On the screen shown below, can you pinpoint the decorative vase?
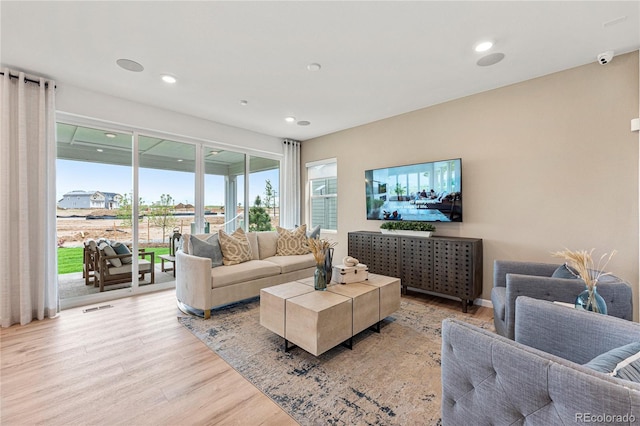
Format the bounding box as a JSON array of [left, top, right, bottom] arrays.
[[324, 247, 334, 284], [314, 264, 327, 291], [575, 285, 607, 314]]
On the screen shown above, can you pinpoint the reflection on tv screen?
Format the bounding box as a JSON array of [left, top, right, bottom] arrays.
[[365, 158, 462, 222]]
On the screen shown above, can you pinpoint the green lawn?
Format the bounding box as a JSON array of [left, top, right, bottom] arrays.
[[57, 247, 170, 274]]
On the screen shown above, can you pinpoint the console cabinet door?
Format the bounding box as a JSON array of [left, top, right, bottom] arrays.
[[371, 234, 399, 277], [348, 232, 372, 267], [433, 240, 474, 298], [400, 237, 433, 291]]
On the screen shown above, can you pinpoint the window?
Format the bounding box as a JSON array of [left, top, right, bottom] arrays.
[[307, 159, 337, 232]]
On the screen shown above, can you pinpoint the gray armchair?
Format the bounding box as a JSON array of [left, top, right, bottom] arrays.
[[492, 260, 633, 339], [442, 297, 640, 425]]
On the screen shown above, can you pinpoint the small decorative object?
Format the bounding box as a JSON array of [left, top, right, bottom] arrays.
[[308, 237, 338, 291], [575, 286, 608, 314], [552, 248, 617, 314], [333, 263, 369, 284], [314, 264, 327, 291], [343, 256, 359, 267], [324, 247, 334, 284]]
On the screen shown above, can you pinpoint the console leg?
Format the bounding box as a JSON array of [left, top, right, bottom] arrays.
[[461, 299, 468, 313]]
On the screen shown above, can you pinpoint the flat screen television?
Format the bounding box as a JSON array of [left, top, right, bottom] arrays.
[[365, 158, 462, 222]]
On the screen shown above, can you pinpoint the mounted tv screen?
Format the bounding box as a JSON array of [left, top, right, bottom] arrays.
[[365, 158, 462, 222]]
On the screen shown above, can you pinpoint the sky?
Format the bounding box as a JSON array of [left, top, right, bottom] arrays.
[[57, 159, 279, 207]]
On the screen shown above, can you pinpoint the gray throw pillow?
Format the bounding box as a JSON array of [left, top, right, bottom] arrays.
[[583, 342, 640, 382], [111, 242, 132, 264], [307, 224, 321, 239], [551, 264, 579, 279], [190, 234, 224, 268]]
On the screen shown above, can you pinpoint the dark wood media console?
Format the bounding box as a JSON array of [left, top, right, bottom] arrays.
[[347, 231, 483, 312]]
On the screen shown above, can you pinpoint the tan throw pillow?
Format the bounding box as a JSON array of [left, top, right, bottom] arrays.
[[276, 225, 310, 256], [218, 228, 252, 265]]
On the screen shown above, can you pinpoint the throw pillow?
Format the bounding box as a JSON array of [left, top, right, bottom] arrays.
[[307, 224, 321, 239], [218, 228, 252, 265], [295, 224, 321, 239], [111, 242, 132, 264], [190, 234, 224, 268], [583, 342, 640, 382], [276, 225, 310, 256], [551, 264, 579, 279], [101, 244, 122, 268]]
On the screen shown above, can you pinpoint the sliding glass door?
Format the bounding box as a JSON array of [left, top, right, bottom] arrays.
[[56, 123, 135, 304], [56, 117, 282, 308]]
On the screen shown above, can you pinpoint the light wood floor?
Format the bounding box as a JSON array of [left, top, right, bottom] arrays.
[[0, 288, 493, 426]]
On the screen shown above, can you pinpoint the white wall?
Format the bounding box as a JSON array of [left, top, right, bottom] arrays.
[[302, 51, 640, 319], [56, 84, 283, 155]]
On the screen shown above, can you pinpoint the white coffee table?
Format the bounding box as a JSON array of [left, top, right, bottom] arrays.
[[260, 274, 401, 356]]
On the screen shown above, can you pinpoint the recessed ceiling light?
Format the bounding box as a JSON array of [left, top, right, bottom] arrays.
[[116, 58, 144, 72], [307, 63, 322, 71], [96, 148, 104, 152], [474, 41, 494, 52], [161, 74, 177, 84], [177, 159, 183, 162], [210, 150, 219, 155], [297, 120, 311, 126], [477, 52, 505, 67], [285, 116, 296, 123], [104, 132, 117, 138], [240, 100, 248, 106]]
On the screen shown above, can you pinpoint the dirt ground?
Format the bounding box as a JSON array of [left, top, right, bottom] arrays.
[[56, 208, 277, 247]]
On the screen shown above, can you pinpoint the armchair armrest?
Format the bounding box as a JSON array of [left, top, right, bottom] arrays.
[[493, 260, 559, 288], [138, 250, 155, 263], [515, 297, 640, 364]]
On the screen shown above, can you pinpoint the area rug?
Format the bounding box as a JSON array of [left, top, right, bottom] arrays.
[[178, 297, 493, 426]]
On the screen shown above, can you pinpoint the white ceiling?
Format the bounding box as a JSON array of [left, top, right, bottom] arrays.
[[2, 1, 639, 141]]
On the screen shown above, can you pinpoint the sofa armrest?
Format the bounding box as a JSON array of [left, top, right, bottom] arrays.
[[515, 296, 640, 364], [176, 250, 213, 311], [493, 260, 559, 288]]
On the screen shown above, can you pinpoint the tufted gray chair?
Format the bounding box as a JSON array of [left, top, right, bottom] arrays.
[[442, 297, 640, 425], [492, 260, 633, 339]]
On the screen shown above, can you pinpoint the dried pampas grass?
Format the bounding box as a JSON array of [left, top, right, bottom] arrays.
[[308, 237, 337, 264], [552, 248, 616, 290]]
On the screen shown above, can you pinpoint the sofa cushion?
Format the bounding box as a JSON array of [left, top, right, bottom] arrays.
[[190, 234, 224, 268], [257, 231, 278, 259], [101, 244, 122, 267], [276, 225, 310, 256], [583, 342, 640, 382], [111, 242, 132, 264], [210, 260, 281, 288], [264, 253, 316, 274], [246, 232, 260, 261], [219, 228, 252, 265], [107, 259, 152, 275]]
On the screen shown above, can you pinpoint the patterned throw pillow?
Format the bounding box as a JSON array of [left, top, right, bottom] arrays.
[[218, 228, 252, 265], [276, 225, 310, 256]]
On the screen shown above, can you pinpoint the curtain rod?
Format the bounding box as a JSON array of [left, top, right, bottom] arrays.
[[0, 71, 55, 89]]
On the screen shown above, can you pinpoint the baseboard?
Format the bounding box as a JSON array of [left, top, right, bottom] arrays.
[[404, 286, 493, 309]]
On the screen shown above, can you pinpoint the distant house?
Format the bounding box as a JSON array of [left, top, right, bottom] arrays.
[[58, 190, 123, 209]]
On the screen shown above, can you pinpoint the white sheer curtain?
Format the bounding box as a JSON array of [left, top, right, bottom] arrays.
[[1, 68, 58, 327], [281, 139, 301, 228]]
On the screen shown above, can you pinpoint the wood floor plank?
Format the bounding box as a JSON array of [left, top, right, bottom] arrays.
[[1, 288, 492, 425]]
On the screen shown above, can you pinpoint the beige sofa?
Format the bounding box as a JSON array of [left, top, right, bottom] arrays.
[[176, 231, 316, 318]]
